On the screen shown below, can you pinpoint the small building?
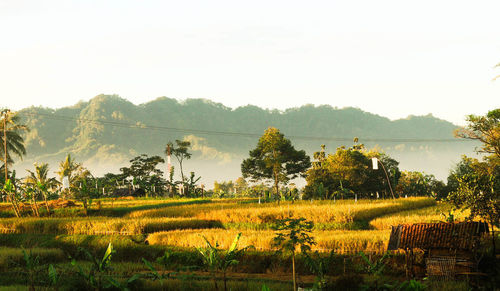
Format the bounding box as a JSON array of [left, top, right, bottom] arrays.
[[387, 222, 489, 279]]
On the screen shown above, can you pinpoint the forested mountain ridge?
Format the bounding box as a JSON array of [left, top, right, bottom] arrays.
[[13, 94, 474, 182]]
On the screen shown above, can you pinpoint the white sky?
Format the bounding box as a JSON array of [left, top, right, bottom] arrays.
[[0, 0, 499, 125]]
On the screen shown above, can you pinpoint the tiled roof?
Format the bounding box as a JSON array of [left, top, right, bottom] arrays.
[[387, 222, 489, 251]]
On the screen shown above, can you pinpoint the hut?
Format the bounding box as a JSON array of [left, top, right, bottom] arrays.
[[387, 222, 489, 279]]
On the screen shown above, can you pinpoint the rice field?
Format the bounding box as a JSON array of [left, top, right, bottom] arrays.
[[369, 202, 471, 230], [147, 229, 391, 254], [0, 196, 471, 289]]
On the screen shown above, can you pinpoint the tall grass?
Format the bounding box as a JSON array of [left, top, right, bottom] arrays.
[[0, 217, 222, 235], [128, 197, 435, 225], [147, 229, 391, 254], [369, 202, 471, 230], [0, 247, 65, 270]]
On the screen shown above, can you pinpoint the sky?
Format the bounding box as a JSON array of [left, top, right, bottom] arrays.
[[0, 0, 499, 125]]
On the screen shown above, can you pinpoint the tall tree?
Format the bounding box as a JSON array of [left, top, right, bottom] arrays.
[[326, 145, 369, 196], [26, 163, 59, 215], [166, 140, 192, 182], [241, 127, 311, 201], [0, 109, 28, 183]]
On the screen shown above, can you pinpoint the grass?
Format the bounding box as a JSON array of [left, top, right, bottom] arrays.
[[147, 229, 391, 254], [369, 202, 471, 230], [0, 197, 491, 289], [0, 217, 223, 235], [0, 247, 65, 270], [127, 197, 435, 225]]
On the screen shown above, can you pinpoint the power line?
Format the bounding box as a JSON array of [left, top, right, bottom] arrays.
[[21, 112, 473, 143]]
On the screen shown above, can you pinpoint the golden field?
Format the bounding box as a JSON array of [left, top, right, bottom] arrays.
[[0, 197, 456, 254]]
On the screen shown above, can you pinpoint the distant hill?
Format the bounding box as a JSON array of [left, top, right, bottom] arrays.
[[13, 94, 477, 184]]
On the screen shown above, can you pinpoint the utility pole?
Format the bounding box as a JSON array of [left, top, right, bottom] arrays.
[[3, 109, 9, 183], [166, 144, 171, 177], [372, 157, 395, 199], [166, 144, 172, 194]]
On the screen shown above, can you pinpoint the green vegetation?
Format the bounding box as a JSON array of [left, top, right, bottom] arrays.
[[0, 106, 497, 289], [241, 127, 311, 201]]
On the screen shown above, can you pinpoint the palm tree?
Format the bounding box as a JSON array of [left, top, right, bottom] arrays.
[[0, 109, 29, 183], [55, 154, 82, 198], [26, 163, 59, 215]]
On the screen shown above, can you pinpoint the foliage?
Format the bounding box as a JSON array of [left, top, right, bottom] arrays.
[[197, 232, 253, 291], [142, 257, 174, 288], [0, 109, 28, 182], [272, 217, 315, 291], [447, 157, 499, 252], [241, 127, 310, 201], [25, 162, 59, 216], [396, 279, 427, 291], [358, 251, 391, 276], [305, 250, 336, 290], [304, 144, 401, 200], [213, 180, 235, 197], [2, 179, 22, 217], [234, 177, 248, 195], [70, 242, 115, 291], [455, 108, 500, 156], [119, 154, 166, 196], [166, 140, 192, 183], [56, 154, 91, 198], [395, 171, 443, 198], [48, 264, 61, 290], [451, 108, 500, 253], [20, 248, 41, 291]]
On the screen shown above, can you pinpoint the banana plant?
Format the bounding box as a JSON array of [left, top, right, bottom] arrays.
[[197, 232, 253, 291], [107, 274, 141, 291], [48, 264, 61, 291], [142, 257, 176, 290], [20, 248, 41, 291], [2, 179, 22, 217], [71, 242, 115, 291]]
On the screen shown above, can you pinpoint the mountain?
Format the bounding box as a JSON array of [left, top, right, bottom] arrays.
[[13, 94, 477, 184]]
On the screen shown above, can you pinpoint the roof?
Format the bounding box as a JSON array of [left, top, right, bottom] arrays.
[[387, 222, 489, 251]]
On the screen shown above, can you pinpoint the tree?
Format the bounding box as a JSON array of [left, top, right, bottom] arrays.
[[213, 180, 234, 197], [26, 163, 59, 215], [326, 145, 370, 196], [304, 145, 336, 199], [455, 108, 500, 157], [119, 154, 165, 196], [165, 140, 192, 183], [272, 217, 316, 291], [0, 109, 28, 183], [451, 109, 500, 253], [447, 156, 499, 253], [55, 154, 88, 198], [2, 179, 22, 217], [305, 143, 401, 200], [241, 127, 311, 201], [395, 171, 439, 197], [234, 177, 248, 195]]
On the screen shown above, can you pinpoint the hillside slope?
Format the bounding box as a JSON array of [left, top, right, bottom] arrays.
[[14, 94, 476, 183]]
